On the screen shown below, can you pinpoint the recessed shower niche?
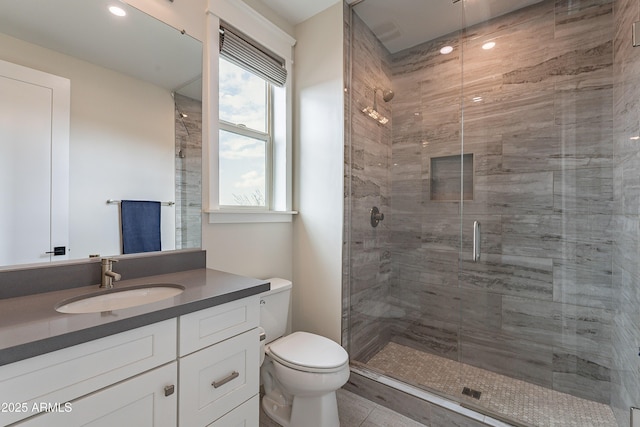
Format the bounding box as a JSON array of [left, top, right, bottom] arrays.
[[429, 153, 474, 201]]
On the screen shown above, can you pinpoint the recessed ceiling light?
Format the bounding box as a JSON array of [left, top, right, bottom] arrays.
[[440, 45, 454, 55], [109, 6, 127, 17], [482, 41, 496, 50]]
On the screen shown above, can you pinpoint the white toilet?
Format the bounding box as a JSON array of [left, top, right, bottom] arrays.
[[259, 278, 350, 427]]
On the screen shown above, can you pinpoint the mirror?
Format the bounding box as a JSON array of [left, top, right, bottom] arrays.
[[0, 0, 202, 268]]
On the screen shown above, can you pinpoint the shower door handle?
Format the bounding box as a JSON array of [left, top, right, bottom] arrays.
[[472, 221, 481, 262]]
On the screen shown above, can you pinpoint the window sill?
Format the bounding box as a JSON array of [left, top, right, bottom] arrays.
[[206, 210, 298, 224]]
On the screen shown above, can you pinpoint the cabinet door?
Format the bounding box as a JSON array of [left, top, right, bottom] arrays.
[[15, 362, 177, 427], [179, 328, 259, 426]]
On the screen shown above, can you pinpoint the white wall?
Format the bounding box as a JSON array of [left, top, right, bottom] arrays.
[[203, 223, 292, 279], [238, 0, 294, 37], [292, 3, 344, 343], [0, 34, 175, 259]]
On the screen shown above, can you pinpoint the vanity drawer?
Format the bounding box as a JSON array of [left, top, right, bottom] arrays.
[[179, 328, 260, 427], [0, 319, 176, 426], [179, 295, 259, 356], [207, 394, 259, 427]]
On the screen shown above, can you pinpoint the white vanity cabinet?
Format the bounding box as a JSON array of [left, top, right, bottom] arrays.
[[0, 295, 261, 427]]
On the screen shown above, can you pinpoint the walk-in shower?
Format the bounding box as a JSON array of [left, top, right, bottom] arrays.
[[343, 0, 639, 426]]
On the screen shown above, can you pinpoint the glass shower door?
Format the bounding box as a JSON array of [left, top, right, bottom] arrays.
[[457, 0, 616, 424]]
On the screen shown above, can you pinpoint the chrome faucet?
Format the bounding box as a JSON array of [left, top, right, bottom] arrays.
[[100, 258, 121, 289]]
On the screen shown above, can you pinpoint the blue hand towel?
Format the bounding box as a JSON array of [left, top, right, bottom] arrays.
[[121, 200, 161, 254]]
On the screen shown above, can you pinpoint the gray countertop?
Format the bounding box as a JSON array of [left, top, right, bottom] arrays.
[[0, 268, 269, 366]]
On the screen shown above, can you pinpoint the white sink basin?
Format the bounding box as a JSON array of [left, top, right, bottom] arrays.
[[55, 284, 185, 314]]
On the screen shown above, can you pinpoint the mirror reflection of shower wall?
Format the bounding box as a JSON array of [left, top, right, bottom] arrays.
[[345, 0, 626, 425], [174, 93, 202, 250]]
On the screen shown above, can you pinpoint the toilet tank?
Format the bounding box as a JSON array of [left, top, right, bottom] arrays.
[[260, 278, 292, 344]]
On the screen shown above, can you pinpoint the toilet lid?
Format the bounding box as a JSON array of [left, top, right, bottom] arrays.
[[267, 331, 348, 371]]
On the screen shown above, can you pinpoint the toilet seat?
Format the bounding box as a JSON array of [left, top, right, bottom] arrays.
[[267, 331, 349, 374]]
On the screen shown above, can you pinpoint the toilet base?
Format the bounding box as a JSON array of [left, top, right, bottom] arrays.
[[262, 392, 292, 426], [262, 391, 340, 427]]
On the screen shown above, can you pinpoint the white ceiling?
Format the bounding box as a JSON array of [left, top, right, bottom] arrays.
[[258, 0, 341, 26], [261, 0, 542, 53]]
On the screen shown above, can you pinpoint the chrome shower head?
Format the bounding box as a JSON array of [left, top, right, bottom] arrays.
[[363, 87, 394, 125]]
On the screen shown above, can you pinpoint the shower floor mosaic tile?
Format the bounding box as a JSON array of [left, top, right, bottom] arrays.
[[366, 342, 617, 427]]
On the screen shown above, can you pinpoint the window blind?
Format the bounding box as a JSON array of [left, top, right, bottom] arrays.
[[219, 23, 287, 87]]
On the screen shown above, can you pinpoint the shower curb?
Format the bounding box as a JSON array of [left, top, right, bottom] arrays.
[[346, 366, 517, 427]]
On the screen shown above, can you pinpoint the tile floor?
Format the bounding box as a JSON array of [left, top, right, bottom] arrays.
[[366, 342, 617, 427], [259, 388, 427, 427]]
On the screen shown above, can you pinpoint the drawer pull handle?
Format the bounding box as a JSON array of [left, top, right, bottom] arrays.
[[212, 371, 239, 388], [164, 385, 175, 396]]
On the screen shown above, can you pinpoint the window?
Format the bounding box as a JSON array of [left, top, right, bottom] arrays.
[[218, 58, 271, 208], [206, 11, 296, 223]]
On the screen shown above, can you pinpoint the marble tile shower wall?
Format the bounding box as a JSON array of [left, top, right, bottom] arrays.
[[174, 93, 202, 250], [345, 11, 394, 362], [611, 0, 640, 424], [387, 0, 615, 404]]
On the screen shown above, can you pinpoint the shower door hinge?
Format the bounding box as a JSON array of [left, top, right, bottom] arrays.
[[633, 22, 640, 47]]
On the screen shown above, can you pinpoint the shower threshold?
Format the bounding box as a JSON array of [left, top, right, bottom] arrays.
[[356, 342, 616, 427]]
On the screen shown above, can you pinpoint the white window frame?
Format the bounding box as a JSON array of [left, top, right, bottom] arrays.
[[204, 0, 296, 223]]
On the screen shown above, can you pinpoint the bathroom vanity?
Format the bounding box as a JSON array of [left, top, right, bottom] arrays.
[[0, 252, 267, 427]]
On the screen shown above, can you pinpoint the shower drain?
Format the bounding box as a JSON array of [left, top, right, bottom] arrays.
[[462, 387, 482, 400]]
